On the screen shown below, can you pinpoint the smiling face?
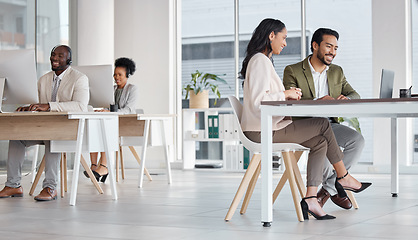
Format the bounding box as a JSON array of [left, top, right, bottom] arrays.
[[50, 46, 70, 75], [113, 66, 128, 88], [314, 34, 338, 66], [269, 27, 288, 55]]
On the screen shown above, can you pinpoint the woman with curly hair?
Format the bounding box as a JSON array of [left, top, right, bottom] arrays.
[[86, 57, 139, 182]]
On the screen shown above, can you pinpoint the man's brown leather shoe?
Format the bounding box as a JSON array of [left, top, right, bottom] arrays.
[[317, 187, 331, 207], [317, 186, 352, 209], [331, 194, 352, 210], [34, 187, 57, 201], [0, 186, 23, 198]]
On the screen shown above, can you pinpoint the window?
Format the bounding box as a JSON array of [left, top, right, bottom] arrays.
[[36, 0, 69, 77], [239, 0, 302, 97], [0, 15, 4, 30], [412, 0, 418, 162], [306, 0, 373, 163], [0, 1, 33, 50], [182, 0, 235, 108], [0, 0, 69, 172], [181, 0, 375, 165]]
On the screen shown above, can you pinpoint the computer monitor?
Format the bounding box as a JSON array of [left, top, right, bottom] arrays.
[[72, 65, 114, 108], [0, 49, 38, 111], [379, 69, 395, 99]]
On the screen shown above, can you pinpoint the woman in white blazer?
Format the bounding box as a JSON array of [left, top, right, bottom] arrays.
[[86, 58, 139, 182], [241, 19, 370, 220]]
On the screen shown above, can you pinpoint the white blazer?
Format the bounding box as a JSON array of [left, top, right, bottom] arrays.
[[38, 66, 89, 112], [241, 53, 291, 131]]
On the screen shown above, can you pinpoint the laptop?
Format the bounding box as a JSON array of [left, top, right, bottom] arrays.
[[379, 69, 395, 99]]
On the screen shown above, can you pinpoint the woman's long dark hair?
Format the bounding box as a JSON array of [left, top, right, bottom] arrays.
[[240, 18, 286, 80]]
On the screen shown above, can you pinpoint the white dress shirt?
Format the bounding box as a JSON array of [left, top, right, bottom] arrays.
[[308, 57, 329, 99]]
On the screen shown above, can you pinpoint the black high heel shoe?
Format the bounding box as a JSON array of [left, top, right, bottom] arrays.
[[92, 164, 109, 183], [335, 172, 372, 198], [300, 196, 335, 220], [83, 163, 97, 178]]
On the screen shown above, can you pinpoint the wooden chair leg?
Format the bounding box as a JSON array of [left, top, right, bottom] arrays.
[[31, 145, 40, 183], [225, 154, 261, 221], [273, 168, 289, 203], [80, 156, 103, 194], [289, 151, 306, 197], [120, 146, 125, 179], [29, 155, 46, 196], [116, 150, 120, 182], [282, 151, 304, 222], [240, 160, 261, 214], [346, 190, 359, 209], [273, 151, 306, 204], [128, 146, 152, 181]]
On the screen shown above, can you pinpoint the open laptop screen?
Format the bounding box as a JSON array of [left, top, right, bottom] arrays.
[[379, 69, 395, 99]]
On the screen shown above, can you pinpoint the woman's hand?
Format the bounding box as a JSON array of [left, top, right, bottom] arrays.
[[94, 109, 110, 112], [284, 87, 302, 100]]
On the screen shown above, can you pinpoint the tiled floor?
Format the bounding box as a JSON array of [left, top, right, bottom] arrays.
[[0, 169, 418, 239]]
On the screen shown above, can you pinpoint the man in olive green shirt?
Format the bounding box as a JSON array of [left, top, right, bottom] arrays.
[[283, 28, 365, 210]]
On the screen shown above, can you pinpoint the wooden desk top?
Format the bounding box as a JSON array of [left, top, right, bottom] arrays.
[[118, 114, 175, 137], [0, 112, 78, 140]]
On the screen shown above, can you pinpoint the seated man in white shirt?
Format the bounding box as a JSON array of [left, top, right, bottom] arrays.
[[283, 28, 365, 210]]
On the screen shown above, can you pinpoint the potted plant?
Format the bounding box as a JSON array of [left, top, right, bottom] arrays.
[[183, 70, 227, 108], [338, 117, 361, 133]]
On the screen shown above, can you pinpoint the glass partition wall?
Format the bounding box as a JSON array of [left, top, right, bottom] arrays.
[[306, 0, 373, 163], [412, 0, 418, 163], [182, 0, 374, 165], [0, 0, 69, 173]]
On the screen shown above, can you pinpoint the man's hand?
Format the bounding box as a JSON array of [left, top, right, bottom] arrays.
[[336, 95, 349, 100], [318, 95, 335, 100], [20, 103, 51, 112], [16, 106, 30, 111]]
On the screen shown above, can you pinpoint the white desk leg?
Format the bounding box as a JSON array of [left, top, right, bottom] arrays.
[[261, 108, 273, 227], [391, 118, 398, 197], [101, 119, 118, 200], [70, 118, 85, 206], [138, 119, 150, 188], [161, 120, 172, 184]]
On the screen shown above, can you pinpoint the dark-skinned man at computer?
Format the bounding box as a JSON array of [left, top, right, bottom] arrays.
[[0, 45, 89, 201]]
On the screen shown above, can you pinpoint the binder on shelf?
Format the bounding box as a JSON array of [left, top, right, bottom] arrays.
[[238, 144, 244, 170], [219, 114, 224, 139], [213, 115, 219, 138], [243, 146, 250, 169], [232, 116, 239, 139], [208, 115, 213, 138], [223, 114, 234, 140]]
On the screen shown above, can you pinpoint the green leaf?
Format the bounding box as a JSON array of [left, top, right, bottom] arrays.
[[337, 117, 361, 133], [183, 70, 228, 104]]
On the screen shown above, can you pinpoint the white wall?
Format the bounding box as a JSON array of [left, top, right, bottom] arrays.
[[70, 0, 177, 170], [372, 0, 413, 166], [72, 0, 114, 65], [114, 0, 174, 114], [114, 0, 176, 169]]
